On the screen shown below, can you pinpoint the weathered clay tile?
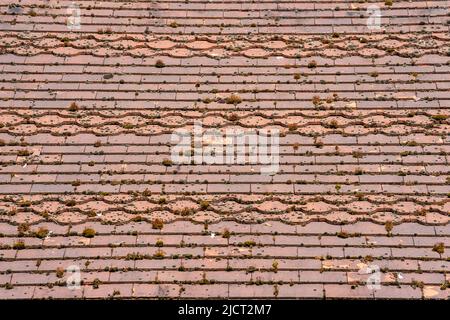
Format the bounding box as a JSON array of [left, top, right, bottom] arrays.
[[0, 0, 448, 300]]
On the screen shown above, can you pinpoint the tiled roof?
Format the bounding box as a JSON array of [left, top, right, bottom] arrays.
[[0, 0, 449, 299]]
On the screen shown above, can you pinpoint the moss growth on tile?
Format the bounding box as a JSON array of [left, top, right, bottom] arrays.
[[225, 94, 242, 105], [68, 102, 79, 112], [287, 123, 298, 132], [228, 113, 239, 121], [240, 240, 257, 247], [93, 278, 101, 289], [312, 96, 321, 106], [385, 221, 394, 235], [155, 59, 165, 68], [56, 267, 64, 278], [152, 218, 164, 230], [82, 228, 96, 238], [199, 200, 210, 210], [432, 242, 445, 255], [431, 114, 448, 122], [222, 229, 231, 239], [271, 260, 279, 273], [336, 231, 361, 239], [352, 151, 363, 159], [13, 240, 25, 250], [153, 249, 165, 259], [65, 199, 76, 207], [125, 253, 146, 260], [129, 215, 144, 223], [18, 223, 30, 235], [411, 280, 424, 289], [34, 227, 49, 239]]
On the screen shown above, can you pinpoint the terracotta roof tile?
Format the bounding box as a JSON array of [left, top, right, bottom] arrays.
[[0, 0, 449, 299]]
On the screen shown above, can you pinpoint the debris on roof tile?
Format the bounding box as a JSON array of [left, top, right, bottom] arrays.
[[0, 0, 448, 299]]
